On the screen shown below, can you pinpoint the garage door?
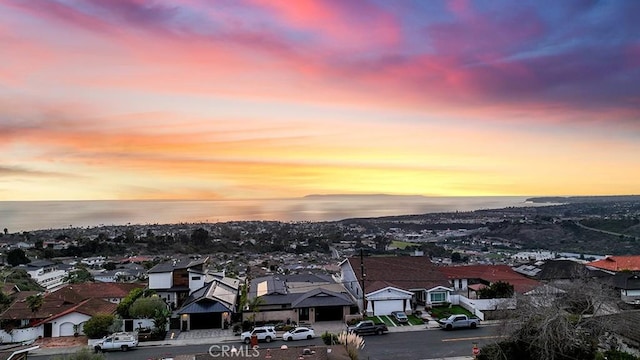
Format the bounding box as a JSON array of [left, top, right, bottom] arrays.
[[372, 300, 403, 316], [59, 322, 75, 337]]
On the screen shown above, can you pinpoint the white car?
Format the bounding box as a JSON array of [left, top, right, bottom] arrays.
[[283, 327, 315, 341], [241, 326, 277, 344]]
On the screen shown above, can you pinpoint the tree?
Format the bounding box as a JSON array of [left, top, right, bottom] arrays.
[[6, 249, 30, 267], [66, 268, 94, 284], [246, 296, 266, 326], [129, 296, 168, 319], [83, 314, 115, 339], [480, 277, 617, 360], [26, 294, 44, 314], [152, 306, 171, 335], [3, 228, 7, 235], [116, 288, 145, 318], [477, 281, 514, 299]]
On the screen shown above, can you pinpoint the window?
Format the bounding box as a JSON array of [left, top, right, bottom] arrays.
[[191, 276, 201, 281], [430, 292, 446, 302]]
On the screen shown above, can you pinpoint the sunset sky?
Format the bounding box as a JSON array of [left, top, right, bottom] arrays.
[[1, 0, 639, 201]]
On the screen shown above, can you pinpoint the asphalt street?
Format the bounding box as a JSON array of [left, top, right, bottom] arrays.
[[31, 326, 501, 360]]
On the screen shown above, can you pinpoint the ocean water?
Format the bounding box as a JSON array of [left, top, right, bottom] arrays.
[[0, 196, 546, 232]]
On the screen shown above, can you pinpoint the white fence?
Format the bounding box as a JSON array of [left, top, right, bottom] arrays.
[[449, 294, 516, 321], [0, 326, 43, 344]]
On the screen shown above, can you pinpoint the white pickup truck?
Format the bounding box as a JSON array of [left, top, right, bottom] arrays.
[[93, 332, 139, 353], [438, 314, 481, 330]]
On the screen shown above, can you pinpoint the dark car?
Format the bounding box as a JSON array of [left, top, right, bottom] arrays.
[[391, 311, 409, 324]]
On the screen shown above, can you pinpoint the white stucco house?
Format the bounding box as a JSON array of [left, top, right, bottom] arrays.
[[339, 256, 453, 316]]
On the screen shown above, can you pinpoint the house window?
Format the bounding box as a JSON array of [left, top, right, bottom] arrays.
[[430, 292, 446, 302], [191, 276, 201, 281]]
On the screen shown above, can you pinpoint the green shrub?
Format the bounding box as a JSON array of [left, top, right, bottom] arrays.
[[83, 314, 115, 339], [321, 331, 339, 345]]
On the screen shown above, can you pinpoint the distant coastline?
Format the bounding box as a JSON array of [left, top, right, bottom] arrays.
[[527, 195, 640, 203], [1, 196, 542, 233]]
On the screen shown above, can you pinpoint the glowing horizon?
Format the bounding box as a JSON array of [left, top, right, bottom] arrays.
[[1, 1, 639, 201]]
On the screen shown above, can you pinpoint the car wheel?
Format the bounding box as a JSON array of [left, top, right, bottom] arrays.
[[121, 345, 128, 352], [307, 335, 312, 340], [376, 329, 382, 335], [287, 336, 293, 341], [265, 336, 272, 343], [94, 346, 101, 354], [446, 324, 453, 330], [470, 322, 477, 329], [244, 338, 251, 344]]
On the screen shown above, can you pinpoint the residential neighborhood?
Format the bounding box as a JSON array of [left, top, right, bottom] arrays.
[[0, 197, 639, 358]]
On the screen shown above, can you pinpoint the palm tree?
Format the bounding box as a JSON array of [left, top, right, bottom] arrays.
[[26, 294, 44, 314], [246, 296, 265, 327]]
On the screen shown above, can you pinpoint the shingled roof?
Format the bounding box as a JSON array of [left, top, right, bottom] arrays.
[[346, 256, 451, 293]]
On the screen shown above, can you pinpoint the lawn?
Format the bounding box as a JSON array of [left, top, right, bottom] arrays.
[[407, 314, 424, 325], [390, 240, 415, 249], [428, 305, 473, 320], [370, 315, 395, 327]]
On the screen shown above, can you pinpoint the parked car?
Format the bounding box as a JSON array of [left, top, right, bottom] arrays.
[[438, 314, 481, 330], [391, 311, 409, 324], [93, 332, 138, 353], [240, 326, 277, 344], [347, 320, 388, 335], [283, 326, 315, 341]]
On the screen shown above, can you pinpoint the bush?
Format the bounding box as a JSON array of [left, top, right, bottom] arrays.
[[346, 318, 363, 326], [321, 331, 339, 345], [129, 296, 167, 319], [83, 314, 115, 339]]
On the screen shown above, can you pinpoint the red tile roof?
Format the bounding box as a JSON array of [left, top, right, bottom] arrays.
[[587, 256, 640, 272], [33, 298, 117, 326], [0, 282, 134, 322], [63, 282, 145, 300], [347, 256, 451, 293], [439, 265, 541, 294]]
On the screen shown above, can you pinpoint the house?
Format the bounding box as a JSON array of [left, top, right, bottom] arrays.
[[245, 274, 356, 324], [612, 272, 640, 305], [0, 285, 117, 342], [439, 264, 542, 298], [147, 257, 208, 309], [60, 282, 146, 304], [176, 277, 240, 331], [339, 256, 452, 316], [16, 260, 70, 290], [514, 259, 612, 285], [587, 256, 640, 273]]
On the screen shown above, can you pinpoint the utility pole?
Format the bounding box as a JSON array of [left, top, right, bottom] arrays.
[[360, 248, 366, 317]]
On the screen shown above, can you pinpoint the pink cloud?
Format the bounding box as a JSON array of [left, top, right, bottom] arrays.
[[251, 0, 401, 50]]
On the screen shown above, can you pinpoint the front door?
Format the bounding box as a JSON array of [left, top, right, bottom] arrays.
[[44, 323, 53, 338], [299, 308, 309, 321]]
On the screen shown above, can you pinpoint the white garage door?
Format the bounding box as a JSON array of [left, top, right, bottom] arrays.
[[373, 300, 403, 316], [59, 322, 75, 337]]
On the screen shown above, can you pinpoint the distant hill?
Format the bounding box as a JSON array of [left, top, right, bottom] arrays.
[[527, 195, 640, 203]]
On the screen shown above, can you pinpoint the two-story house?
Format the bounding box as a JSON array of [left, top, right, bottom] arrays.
[[16, 260, 70, 290], [148, 257, 208, 309]]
